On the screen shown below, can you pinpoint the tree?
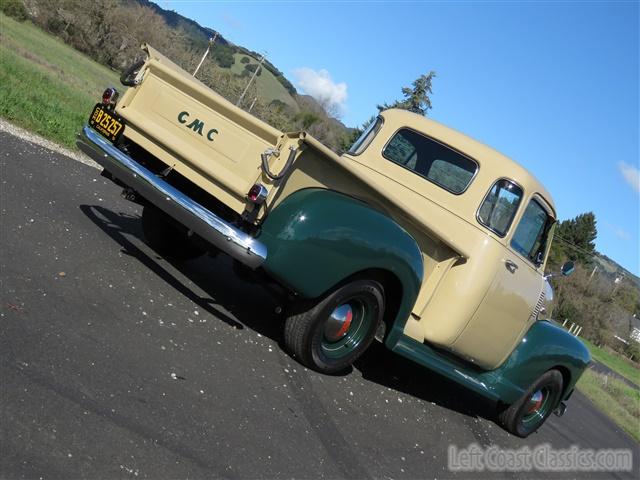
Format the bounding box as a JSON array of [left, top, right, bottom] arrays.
[[242, 63, 262, 77], [344, 71, 438, 152], [549, 212, 598, 266], [377, 71, 436, 116], [1, 0, 28, 21]]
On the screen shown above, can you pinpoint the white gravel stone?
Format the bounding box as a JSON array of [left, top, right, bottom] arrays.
[[0, 118, 100, 169]]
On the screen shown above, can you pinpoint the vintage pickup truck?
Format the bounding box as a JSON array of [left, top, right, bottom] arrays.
[[77, 45, 590, 437]]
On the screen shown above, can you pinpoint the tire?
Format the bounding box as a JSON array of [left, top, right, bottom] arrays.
[[498, 369, 563, 438], [141, 205, 204, 260], [284, 279, 384, 374]]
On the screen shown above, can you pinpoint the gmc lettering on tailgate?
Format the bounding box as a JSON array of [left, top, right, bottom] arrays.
[[178, 111, 218, 141]]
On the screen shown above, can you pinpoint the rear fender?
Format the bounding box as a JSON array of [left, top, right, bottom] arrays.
[[259, 188, 423, 331]]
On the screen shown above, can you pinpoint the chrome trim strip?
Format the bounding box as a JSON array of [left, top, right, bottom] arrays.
[[76, 126, 267, 269]]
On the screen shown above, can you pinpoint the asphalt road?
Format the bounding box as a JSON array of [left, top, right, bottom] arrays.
[[1, 131, 638, 479], [589, 360, 639, 390]]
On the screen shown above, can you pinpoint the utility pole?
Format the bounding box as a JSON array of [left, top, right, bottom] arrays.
[[248, 97, 258, 113], [237, 53, 266, 107], [587, 264, 598, 285], [193, 32, 218, 78], [611, 275, 624, 297]]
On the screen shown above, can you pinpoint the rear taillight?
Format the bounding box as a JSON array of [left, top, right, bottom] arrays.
[[102, 87, 119, 106], [247, 184, 268, 204]]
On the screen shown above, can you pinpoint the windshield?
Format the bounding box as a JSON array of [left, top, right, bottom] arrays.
[[511, 199, 555, 266]]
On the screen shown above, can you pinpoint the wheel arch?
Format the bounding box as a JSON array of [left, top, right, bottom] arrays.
[[550, 364, 572, 400], [260, 188, 423, 334]]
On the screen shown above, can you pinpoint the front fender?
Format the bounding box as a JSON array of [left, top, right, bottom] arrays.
[[259, 188, 423, 328], [491, 320, 591, 403]]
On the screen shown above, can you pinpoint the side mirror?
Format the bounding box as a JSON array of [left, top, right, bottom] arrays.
[[561, 261, 575, 276]]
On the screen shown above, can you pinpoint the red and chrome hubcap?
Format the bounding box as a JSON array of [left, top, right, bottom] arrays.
[[324, 304, 354, 342], [526, 390, 545, 414]]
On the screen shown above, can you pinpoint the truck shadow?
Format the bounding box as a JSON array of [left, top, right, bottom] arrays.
[[79, 204, 280, 338], [355, 342, 498, 421], [80, 204, 499, 424]]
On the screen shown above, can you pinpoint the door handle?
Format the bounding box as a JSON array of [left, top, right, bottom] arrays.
[[505, 259, 519, 273]]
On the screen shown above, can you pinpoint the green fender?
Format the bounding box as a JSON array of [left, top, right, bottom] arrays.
[[392, 319, 591, 404], [259, 188, 423, 328], [492, 319, 591, 402]]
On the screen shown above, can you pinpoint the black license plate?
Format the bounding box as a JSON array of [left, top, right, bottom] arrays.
[[89, 103, 125, 142]]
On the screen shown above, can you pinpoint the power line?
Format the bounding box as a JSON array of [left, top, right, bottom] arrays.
[[553, 235, 629, 278], [553, 234, 600, 259]]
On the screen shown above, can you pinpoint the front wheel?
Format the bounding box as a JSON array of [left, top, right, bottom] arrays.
[[498, 369, 563, 437], [284, 279, 384, 374]]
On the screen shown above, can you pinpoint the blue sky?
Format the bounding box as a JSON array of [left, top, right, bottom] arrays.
[[159, 0, 639, 275]]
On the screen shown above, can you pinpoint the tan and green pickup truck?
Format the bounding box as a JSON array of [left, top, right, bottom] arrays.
[[77, 44, 589, 437]]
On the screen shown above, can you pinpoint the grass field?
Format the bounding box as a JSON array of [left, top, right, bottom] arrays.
[[0, 13, 119, 148], [230, 53, 298, 110], [576, 369, 640, 442], [581, 338, 640, 386]]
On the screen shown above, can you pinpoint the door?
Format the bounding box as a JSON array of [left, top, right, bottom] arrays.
[[452, 188, 554, 370]]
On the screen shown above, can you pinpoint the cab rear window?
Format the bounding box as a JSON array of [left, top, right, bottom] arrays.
[[382, 128, 477, 194]]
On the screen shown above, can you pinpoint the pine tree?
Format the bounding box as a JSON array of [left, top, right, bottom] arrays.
[[377, 71, 437, 116], [549, 212, 598, 266], [345, 71, 437, 151]]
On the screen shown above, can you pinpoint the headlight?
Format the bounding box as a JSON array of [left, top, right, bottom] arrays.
[[539, 279, 554, 319]]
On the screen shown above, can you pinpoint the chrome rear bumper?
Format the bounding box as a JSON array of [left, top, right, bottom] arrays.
[[77, 126, 267, 269]]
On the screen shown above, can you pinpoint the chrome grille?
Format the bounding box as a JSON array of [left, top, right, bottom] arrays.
[[530, 289, 546, 321]]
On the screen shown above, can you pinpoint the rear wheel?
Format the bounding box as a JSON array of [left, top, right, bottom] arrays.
[[141, 205, 204, 260], [498, 369, 563, 437], [284, 279, 384, 374]]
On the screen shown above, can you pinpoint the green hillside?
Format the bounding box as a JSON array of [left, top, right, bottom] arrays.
[[594, 254, 640, 288], [0, 13, 119, 147], [229, 53, 298, 111]]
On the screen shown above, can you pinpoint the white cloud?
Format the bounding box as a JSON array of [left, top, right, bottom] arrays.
[[618, 161, 640, 193], [614, 227, 631, 241], [293, 67, 347, 115]]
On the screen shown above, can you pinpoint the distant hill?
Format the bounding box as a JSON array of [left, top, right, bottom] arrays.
[[136, 0, 225, 44], [230, 53, 299, 111], [135, 0, 298, 96], [595, 254, 640, 288], [20, 0, 352, 152]]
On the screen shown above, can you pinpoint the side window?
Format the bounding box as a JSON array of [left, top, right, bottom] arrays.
[[478, 179, 523, 236], [382, 128, 478, 194], [348, 117, 383, 155], [511, 199, 554, 266]]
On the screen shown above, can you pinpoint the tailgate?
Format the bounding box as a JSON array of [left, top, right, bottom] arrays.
[[116, 45, 286, 210]]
